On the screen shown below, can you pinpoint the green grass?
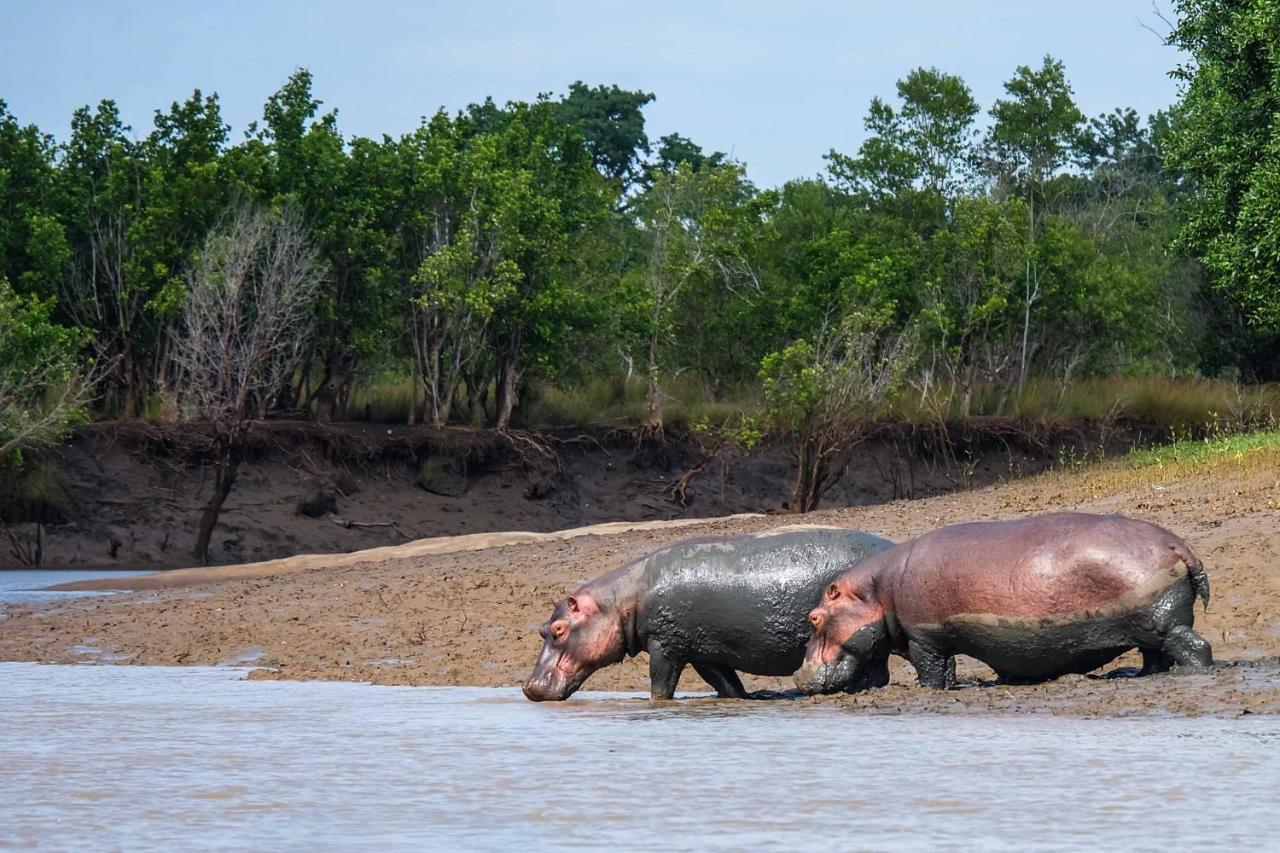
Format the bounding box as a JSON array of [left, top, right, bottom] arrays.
[[1123, 427, 1280, 469]]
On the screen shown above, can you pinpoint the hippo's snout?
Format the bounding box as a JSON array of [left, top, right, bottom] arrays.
[[522, 678, 558, 702], [522, 665, 586, 702], [794, 654, 858, 696]]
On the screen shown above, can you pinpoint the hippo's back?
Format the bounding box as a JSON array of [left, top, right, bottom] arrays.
[[637, 527, 893, 676], [891, 513, 1195, 627]]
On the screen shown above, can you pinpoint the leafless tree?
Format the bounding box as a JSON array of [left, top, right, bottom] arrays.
[[170, 205, 323, 562]]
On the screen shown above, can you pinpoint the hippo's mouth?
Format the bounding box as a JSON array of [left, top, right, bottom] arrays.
[[522, 654, 592, 702], [793, 651, 860, 695]]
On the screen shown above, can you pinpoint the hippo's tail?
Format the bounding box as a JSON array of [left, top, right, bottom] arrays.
[[1173, 540, 1210, 611]]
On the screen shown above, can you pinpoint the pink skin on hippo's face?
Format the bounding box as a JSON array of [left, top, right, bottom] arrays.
[[523, 592, 626, 701], [793, 579, 888, 695]]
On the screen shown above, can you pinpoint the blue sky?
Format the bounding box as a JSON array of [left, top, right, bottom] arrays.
[[1, 1, 1182, 187]]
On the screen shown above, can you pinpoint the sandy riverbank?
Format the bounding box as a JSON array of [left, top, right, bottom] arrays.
[[3, 442, 1278, 715]]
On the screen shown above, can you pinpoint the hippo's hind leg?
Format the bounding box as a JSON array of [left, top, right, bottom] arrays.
[[1135, 575, 1213, 673], [1140, 647, 1173, 676], [908, 639, 956, 689], [1162, 624, 1213, 668], [647, 640, 687, 700], [691, 663, 748, 699]]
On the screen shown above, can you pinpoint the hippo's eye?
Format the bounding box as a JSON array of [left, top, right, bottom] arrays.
[[826, 583, 840, 602], [551, 621, 569, 640]]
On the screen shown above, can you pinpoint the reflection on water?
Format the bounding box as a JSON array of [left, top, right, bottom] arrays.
[[1, 664, 1277, 851], [0, 570, 148, 607]]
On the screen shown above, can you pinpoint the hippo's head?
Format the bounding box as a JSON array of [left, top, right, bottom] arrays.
[[793, 576, 891, 695], [523, 591, 626, 701]]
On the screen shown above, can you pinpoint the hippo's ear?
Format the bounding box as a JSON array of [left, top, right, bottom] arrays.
[[566, 593, 598, 617]]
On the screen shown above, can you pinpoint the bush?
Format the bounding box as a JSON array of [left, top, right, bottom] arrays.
[[0, 278, 94, 462]]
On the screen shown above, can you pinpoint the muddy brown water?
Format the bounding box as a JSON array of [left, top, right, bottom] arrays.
[[2, 664, 1278, 850]]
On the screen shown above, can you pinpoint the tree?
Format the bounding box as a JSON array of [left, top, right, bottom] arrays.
[[919, 196, 1028, 414], [1167, 0, 1280, 351], [628, 161, 758, 433], [984, 56, 1084, 392], [56, 101, 149, 416], [481, 100, 612, 429], [171, 206, 323, 562], [0, 101, 65, 298], [648, 133, 727, 179], [552, 82, 655, 187], [761, 310, 916, 512], [0, 279, 96, 461], [829, 67, 979, 204]]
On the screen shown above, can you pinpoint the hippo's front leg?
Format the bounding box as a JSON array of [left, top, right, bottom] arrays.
[[648, 639, 687, 700], [908, 638, 956, 689], [692, 663, 748, 699]]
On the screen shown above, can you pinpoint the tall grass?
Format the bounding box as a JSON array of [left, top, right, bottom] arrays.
[[889, 376, 1280, 433], [345, 376, 418, 424], [344, 372, 1280, 435], [524, 375, 762, 429]]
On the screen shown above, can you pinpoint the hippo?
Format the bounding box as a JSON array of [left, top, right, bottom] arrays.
[[794, 512, 1212, 694], [522, 526, 894, 701]]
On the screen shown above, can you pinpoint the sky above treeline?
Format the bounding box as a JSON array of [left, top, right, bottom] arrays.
[[0, 0, 1183, 187]]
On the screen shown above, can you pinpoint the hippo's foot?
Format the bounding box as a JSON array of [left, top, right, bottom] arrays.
[[1139, 647, 1174, 676], [1163, 624, 1214, 669], [692, 663, 749, 699], [648, 640, 686, 700], [909, 640, 955, 689]]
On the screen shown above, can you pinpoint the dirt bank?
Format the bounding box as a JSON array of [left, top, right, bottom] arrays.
[[2, 434, 1278, 716], [2, 417, 1159, 569]]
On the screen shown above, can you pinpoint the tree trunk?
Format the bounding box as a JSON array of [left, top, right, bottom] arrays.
[[193, 442, 240, 564], [643, 332, 663, 434], [791, 438, 827, 513], [407, 371, 418, 427], [960, 361, 976, 418], [1019, 190, 1036, 395], [495, 359, 518, 431], [314, 348, 350, 423]]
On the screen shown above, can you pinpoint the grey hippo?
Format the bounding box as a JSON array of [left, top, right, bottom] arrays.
[[523, 526, 893, 700]]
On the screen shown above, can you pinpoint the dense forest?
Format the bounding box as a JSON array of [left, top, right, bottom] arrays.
[[3, 0, 1280, 545]]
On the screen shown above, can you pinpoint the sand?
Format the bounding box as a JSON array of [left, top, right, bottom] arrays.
[[3, 446, 1278, 716]]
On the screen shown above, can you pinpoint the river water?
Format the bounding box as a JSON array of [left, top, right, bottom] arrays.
[[1, 663, 1277, 851], [0, 569, 148, 607]]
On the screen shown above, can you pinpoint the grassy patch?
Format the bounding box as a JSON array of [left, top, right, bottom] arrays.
[[1124, 428, 1280, 470]]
